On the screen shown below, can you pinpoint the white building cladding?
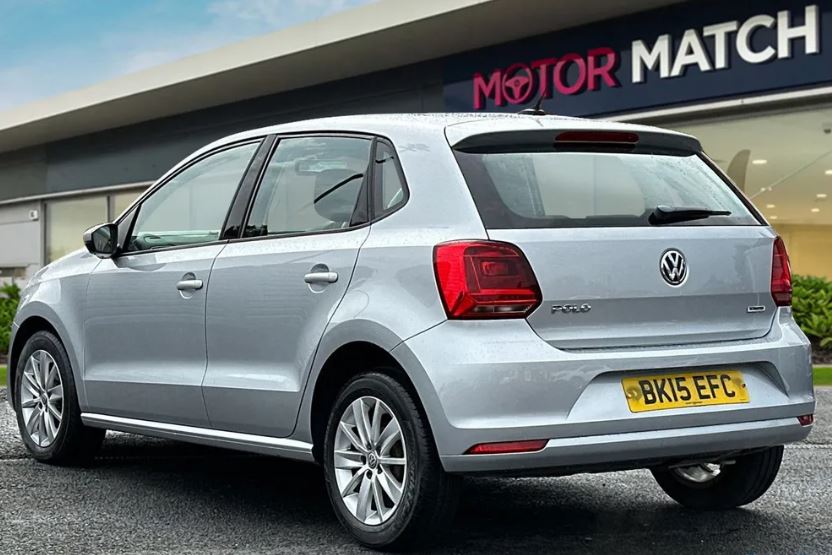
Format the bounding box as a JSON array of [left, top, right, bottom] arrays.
[[1, 0, 831, 281]]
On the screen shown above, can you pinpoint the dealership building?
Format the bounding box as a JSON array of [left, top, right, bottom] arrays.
[[0, 0, 830, 282]]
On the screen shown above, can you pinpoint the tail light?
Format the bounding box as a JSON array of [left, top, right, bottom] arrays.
[[771, 236, 792, 306], [798, 414, 814, 426], [433, 240, 541, 319]]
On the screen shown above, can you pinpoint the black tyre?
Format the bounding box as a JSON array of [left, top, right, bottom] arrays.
[[323, 371, 461, 550], [14, 330, 105, 465], [651, 446, 784, 509]]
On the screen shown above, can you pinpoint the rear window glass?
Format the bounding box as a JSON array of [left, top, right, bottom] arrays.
[[454, 148, 759, 228]]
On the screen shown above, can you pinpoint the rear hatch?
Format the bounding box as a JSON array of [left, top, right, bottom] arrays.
[[451, 124, 776, 349]]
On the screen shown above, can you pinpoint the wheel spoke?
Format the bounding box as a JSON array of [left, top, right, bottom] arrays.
[[371, 475, 386, 520], [20, 398, 38, 409], [352, 399, 371, 449], [370, 398, 382, 445], [45, 360, 58, 390], [355, 474, 373, 521], [334, 450, 364, 470], [376, 469, 403, 504], [44, 411, 58, 443], [48, 385, 63, 403], [30, 361, 43, 389], [379, 456, 405, 466], [339, 466, 365, 497], [25, 407, 40, 434], [38, 351, 50, 387], [46, 400, 62, 422], [33, 410, 44, 446], [339, 421, 369, 454], [377, 419, 401, 456], [24, 372, 40, 394]]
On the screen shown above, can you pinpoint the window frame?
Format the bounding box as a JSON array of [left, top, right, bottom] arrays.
[[115, 137, 267, 256], [231, 131, 410, 245], [370, 138, 410, 220]]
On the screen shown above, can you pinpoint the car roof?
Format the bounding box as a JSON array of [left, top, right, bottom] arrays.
[[197, 112, 700, 158]]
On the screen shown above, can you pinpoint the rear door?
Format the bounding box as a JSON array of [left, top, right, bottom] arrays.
[[453, 130, 775, 349], [203, 135, 374, 437]]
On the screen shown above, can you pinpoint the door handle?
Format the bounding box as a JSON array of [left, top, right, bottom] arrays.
[[176, 279, 204, 291], [303, 271, 338, 284]]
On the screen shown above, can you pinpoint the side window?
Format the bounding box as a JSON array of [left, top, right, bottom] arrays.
[[245, 136, 371, 237], [373, 141, 407, 217], [126, 142, 259, 252]]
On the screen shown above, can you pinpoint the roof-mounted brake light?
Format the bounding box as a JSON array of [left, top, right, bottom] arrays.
[[555, 131, 639, 143]]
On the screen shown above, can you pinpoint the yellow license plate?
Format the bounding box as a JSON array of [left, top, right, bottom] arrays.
[[622, 370, 749, 413]]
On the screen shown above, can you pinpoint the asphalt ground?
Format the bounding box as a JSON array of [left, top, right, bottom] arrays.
[[0, 387, 830, 554]]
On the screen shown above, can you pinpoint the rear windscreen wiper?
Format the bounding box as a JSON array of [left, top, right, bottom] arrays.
[[649, 205, 731, 225]]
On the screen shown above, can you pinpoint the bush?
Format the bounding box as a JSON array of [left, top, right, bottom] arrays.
[[0, 283, 20, 356], [792, 275, 832, 350]]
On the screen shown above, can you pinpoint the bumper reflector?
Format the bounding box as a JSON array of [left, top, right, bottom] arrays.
[[466, 439, 547, 455], [798, 414, 814, 426]]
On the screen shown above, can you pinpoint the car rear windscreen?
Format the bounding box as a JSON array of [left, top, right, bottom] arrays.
[[454, 147, 760, 228]]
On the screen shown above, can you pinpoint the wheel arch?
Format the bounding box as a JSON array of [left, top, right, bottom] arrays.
[[308, 341, 425, 463]]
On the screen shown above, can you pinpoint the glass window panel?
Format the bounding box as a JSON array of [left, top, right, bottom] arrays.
[[246, 137, 371, 237], [455, 149, 756, 228], [374, 142, 406, 216], [46, 196, 108, 262], [126, 142, 258, 252]]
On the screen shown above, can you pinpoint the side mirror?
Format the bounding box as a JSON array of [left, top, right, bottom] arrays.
[[83, 223, 119, 259]]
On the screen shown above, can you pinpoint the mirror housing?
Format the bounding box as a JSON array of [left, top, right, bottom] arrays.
[[83, 223, 119, 259]]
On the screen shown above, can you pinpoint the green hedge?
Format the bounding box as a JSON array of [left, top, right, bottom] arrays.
[[792, 275, 832, 350], [0, 283, 20, 356]]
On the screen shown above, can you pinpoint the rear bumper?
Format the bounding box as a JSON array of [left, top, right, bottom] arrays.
[[392, 308, 815, 474], [441, 417, 811, 473]]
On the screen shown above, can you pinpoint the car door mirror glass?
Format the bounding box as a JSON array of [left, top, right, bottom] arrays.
[[83, 223, 118, 258]]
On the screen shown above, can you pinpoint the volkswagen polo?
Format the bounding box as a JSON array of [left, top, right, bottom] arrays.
[[6, 113, 815, 550]]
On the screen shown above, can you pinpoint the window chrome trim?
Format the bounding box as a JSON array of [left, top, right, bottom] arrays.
[[81, 413, 314, 461]]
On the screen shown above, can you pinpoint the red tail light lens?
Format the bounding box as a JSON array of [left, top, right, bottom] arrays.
[[798, 414, 814, 426], [771, 236, 792, 306], [433, 240, 542, 319], [466, 439, 547, 455]]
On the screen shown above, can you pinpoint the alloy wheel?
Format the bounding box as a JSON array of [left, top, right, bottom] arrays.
[[19, 350, 64, 448], [333, 396, 407, 525]]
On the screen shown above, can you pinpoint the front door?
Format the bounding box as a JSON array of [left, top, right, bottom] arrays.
[[203, 135, 374, 437], [83, 141, 261, 426]]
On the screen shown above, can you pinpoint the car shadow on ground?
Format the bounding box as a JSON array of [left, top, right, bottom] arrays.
[[84, 436, 797, 554]]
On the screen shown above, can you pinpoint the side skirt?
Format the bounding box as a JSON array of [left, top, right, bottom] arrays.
[[81, 413, 315, 462]]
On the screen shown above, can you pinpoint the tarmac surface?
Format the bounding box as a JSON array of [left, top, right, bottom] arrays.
[[1, 386, 830, 554]]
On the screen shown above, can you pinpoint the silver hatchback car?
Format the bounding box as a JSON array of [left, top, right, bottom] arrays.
[[7, 113, 815, 549]]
